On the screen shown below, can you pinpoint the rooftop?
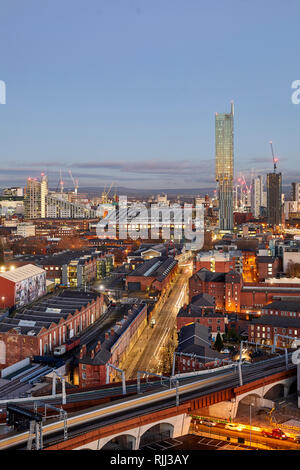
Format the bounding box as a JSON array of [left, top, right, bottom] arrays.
[[0, 264, 45, 283], [177, 323, 225, 360], [0, 290, 100, 336], [251, 315, 300, 328], [262, 300, 300, 312], [127, 256, 177, 282]]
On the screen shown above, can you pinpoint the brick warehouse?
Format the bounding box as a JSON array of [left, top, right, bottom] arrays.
[[0, 290, 106, 368], [189, 267, 300, 313], [78, 302, 147, 387], [248, 316, 300, 347], [0, 264, 47, 309], [126, 256, 178, 293]]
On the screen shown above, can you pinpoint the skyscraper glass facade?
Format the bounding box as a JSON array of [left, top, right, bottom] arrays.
[[215, 103, 234, 230]]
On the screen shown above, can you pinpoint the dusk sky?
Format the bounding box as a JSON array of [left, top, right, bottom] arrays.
[[0, 0, 300, 190]]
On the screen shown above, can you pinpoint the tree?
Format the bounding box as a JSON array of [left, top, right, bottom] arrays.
[[160, 329, 178, 375], [227, 327, 240, 342], [214, 332, 224, 352]]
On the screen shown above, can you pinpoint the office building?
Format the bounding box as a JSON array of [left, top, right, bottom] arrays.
[[215, 102, 234, 231]]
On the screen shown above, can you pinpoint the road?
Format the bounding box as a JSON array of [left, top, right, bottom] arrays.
[[192, 421, 300, 450], [120, 263, 191, 378]]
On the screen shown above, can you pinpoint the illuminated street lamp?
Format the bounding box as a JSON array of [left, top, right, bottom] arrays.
[[249, 402, 254, 447]]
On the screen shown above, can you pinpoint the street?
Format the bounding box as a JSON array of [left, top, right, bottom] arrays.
[[120, 262, 192, 378]]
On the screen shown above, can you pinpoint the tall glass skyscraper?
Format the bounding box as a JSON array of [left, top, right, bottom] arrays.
[[215, 102, 234, 231]]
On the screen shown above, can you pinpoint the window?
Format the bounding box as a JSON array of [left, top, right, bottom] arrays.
[[82, 372, 86, 380]]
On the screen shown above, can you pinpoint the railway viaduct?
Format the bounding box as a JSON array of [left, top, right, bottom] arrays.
[[45, 368, 296, 450]]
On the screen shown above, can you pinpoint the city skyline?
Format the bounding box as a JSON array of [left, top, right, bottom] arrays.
[[0, 0, 300, 189]]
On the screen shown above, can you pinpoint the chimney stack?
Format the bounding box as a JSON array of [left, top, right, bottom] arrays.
[[79, 344, 87, 359]]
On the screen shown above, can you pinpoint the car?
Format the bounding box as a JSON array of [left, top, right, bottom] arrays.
[[294, 435, 300, 443], [225, 423, 245, 432], [221, 348, 230, 354], [199, 419, 216, 427], [262, 428, 287, 440]]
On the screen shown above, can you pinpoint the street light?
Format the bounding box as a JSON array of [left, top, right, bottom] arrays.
[[249, 402, 254, 448]]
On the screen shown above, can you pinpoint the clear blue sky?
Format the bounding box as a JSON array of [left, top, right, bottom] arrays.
[[0, 0, 300, 190]]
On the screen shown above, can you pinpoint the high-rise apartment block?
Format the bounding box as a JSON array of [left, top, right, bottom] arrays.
[[215, 103, 234, 231], [251, 175, 264, 218], [267, 172, 282, 226], [24, 174, 48, 219], [292, 182, 300, 203]]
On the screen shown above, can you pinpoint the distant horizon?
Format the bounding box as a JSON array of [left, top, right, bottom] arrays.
[[1, 183, 294, 199]]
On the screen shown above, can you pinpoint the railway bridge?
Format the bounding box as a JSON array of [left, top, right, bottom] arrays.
[[0, 355, 297, 450]]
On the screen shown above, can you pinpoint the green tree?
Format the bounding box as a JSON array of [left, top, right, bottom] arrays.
[[214, 332, 224, 352]]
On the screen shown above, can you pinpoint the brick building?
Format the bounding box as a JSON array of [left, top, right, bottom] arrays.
[[0, 264, 46, 309], [78, 302, 147, 387], [261, 300, 300, 318], [126, 256, 178, 293], [0, 290, 106, 369], [175, 323, 226, 374], [194, 250, 243, 274], [189, 267, 300, 314], [256, 256, 281, 281], [176, 293, 226, 339], [189, 268, 242, 312], [248, 315, 300, 347], [11, 249, 114, 286]]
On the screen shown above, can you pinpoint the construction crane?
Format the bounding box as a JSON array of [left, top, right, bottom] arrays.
[[68, 170, 79, 195], [269, 141, 279, 173], [101, 182, 115, 204]]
